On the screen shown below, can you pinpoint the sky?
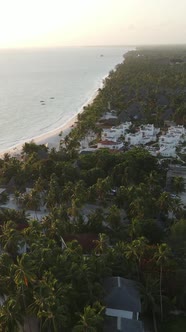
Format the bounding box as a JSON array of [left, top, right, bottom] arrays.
[[0, 0, 186, 49]]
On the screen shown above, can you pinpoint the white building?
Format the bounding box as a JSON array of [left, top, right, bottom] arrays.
[[159, 133, 181, 146], [140, 124, 160, 136], [159, 125, 185, 146], [159, 146, 177, 158], [125, 124, 159, 146], [101, 122, 132, 141], [168, 125, 185, 135], [158, 125, 185, 157], [125, 131, 143, 145]]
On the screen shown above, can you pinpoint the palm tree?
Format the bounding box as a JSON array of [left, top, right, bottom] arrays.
[[46, 173, 61, 210], [0, 298, 23, 332], [3, 152, 10, 162], [124, 237, 148, 280], [73, 302, 105, 332], [68, 198, 80, 222], [12, 254, 37, 332], [106, 205, 121, 230], [94, 177, 111, 203], [22, 219, 42, 247], [13, 254, 36, 289], [171, 176, 185, 194], [153, 243, 172, 321], [128, 218, 141, 240], [140, 276, 160, 332], [28, 271, 68, 332], [0, 221, 22, 256], [156, 191, 173, 217], [129, 197, 146, 220], [93, 233, 109, 255], [86, 208, 104, 233], [0, 253, 14, 296]]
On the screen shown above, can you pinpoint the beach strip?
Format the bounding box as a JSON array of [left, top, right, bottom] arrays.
[[0, 88, 100, 159], [0, 111, 78, 159]]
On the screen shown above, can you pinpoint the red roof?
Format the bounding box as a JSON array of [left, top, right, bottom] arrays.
[[99, 140, 119, 145], [63, 233, 98, 252]]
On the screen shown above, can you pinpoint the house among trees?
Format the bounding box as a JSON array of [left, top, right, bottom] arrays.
[[159, 125, 185, 157], [101, 122, 132, 141], [103, 277, 143, 332], [125, 124, 159, 146]]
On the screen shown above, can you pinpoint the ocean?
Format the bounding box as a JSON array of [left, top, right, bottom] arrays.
[[0, 46, 130, 153]]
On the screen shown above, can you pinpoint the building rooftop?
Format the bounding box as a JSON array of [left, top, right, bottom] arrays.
[[104, 316, 143, 332], [99, 140, 120, 145], [104, 277, 141, 313]]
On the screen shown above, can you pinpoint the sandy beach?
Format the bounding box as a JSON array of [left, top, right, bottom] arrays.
[[0, 46, 129, 160], [0, 88, 99, 159], [0, 111, 78, 159]]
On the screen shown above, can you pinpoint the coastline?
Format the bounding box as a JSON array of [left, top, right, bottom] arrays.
[[0, 87, 100, 159], [0, 47, 131, 159]]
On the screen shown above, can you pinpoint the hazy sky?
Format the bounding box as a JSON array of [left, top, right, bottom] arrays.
[[0, 0, 185, 48]]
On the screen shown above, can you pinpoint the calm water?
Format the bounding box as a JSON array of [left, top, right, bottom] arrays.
[[0, 46, 130, 152]]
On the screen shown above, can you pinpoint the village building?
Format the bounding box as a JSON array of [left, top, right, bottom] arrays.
[[79, 119, 185, 158], [101, 122, 132, 141], [168, 125, 185, 135], [125, 124, 159, 146], [79, 130, 97, 149], [158, 125, 185, 157], [140, 123, 160, 136], [159, 146, 177, 158], [103, 277, 143, 332], [125, 131, 143, 146], [159, 133, 181, 146], [99, 111, 118, 121]]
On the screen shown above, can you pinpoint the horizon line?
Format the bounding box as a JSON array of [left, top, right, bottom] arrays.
[[0, 42, 186, 51]]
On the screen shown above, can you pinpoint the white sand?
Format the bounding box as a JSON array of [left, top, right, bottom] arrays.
[[0, 88, 99, 159], [0, 113, 78, 159]]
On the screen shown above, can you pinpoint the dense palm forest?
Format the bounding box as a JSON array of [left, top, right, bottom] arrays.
[[0, 46, 186, 331]]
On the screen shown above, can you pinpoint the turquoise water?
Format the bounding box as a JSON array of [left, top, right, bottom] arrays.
[[0, 46, 130, 152]]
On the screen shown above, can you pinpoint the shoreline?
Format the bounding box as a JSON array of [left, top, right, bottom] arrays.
[[0, 49, 130, 159], [0, 87, 100, 159]]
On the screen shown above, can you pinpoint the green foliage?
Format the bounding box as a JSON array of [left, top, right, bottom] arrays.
[[22, 141, 48, 156], [130, 218, 164, 244], [0, 191, 8, 204], [0, 46, 185, 330], [169, 219, 186, 259], [160, 315, 186, 332], [73, 302, 105, 332], [171, 176, 185, 194]]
